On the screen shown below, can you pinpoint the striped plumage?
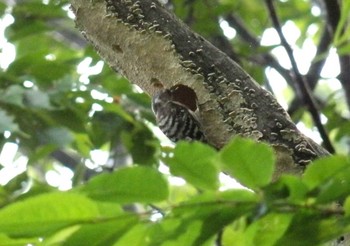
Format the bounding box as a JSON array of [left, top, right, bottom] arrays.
[[152, 89, 206, 142]]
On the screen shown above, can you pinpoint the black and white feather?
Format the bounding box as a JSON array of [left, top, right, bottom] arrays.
[[152, 89, 206, 142]]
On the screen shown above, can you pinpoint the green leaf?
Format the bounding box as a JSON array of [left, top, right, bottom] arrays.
[[164, 142, 219, 190], [219, 137, 275, 190], [41, 127, 74, 147], [276, 213, 345, 245], [182, 189, 258, 206], [64, 219, 138, 246], [161, 221, 204, 246], [112, 223, 149, 246], [80, 166, 169, 203], [0, 233, 40, 245], [61, 202, 136, 246], [23, 90, 52, 109], [48, 109, 86, 133], [303, 156, 350, 203], [344, 196, 350, 217], [264, 175, 309, 203], [0, 85, 25, 107], [42, 225, 81, 246], [303, 155, 350, 189], [0, 109, 19, 133], [246, 213, 293, 246], [222, 220, 249, 246], [0, 2, 6, 14], [121, 123, 160, 166], [169, 190, 257, 244], [42, 202, 124, 245], [334, 0, 350, 47], [0, 192, 102, 237], [279, 175, 309, 202]]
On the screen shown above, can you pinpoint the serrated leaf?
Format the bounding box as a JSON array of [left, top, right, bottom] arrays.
[[165, 142, 219, 190], [80, 166, 169, 203], [0, 192, 101, 237], [219, 137, 275, 190]]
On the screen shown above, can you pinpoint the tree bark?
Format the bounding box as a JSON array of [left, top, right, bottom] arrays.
[[70, 0, 329, 177]]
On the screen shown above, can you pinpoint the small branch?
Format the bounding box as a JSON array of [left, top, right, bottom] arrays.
[[149, 204, 166, 217], [322, 0, 350, 111], [224, 14, 259, 47], [339, 56, 350, 110], [265, 0, 335, 154], [216, 230, 223, 246], [322, 0, 341, 33], [288, 27, 332, 116], [225, 14, 298, 92]]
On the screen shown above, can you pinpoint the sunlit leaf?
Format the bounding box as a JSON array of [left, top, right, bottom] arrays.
[[165, 142, 219, 190], [0, 193, 102, 237], [80, 166, 169, 203], [0, 85, 25, 107], [303, 156, 350, 189], [246, 213, 293, 246], [0, 233, 39, 245], [219, 137, 275, 190]]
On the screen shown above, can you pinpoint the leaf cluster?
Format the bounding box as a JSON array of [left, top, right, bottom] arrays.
[[1, 138, 350, 245]]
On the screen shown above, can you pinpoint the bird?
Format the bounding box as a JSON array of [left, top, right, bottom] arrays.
[[152, 87, 206, 143]]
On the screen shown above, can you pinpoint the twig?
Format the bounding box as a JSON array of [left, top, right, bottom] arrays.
[[265, 0, 335, 153], [288, 28, 332, 116], [322, 0, 350, 111], [216, 230, 223, 246], [225, 13, 298, 92]]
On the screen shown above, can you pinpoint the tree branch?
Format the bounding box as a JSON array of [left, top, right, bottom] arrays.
[[288, 28, 332, 116], [224, 13, 299, 94], [70, 0, 329, 175], [265, 0, 335, 154], [322, 0, 350, 111]]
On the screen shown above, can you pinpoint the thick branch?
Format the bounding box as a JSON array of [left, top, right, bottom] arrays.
[[70, 0, 329, 174]]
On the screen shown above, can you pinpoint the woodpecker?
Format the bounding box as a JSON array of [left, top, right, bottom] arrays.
[[152, 88, 206, 142]]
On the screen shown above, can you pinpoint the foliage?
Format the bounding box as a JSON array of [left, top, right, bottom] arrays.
[[0, 0, 350, 245], [1, 139, 350, 245]]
